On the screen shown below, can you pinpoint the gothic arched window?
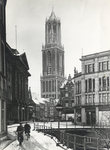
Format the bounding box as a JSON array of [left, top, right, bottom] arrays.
[[53, 23, 56, 33], [52, 50, 55, 71], [47, 51, 51, 65], [43, 52, 46, 73], [47, 51, 51, 75], [48, 23, 51, 33]]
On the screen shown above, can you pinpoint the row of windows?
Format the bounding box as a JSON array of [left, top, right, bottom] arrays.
[[42, 80, 56, 92], [99, 61, 109, 71], [85, 77, 109, 93], [42, 94, 57, 98], [99, 77, 109, 90], [85, 61, 109, 73], [42, 80, 61, 92], [62, 92, 110, 107], [85, 94, 95, 104], [65, 102, 74, 107], [85, 79, 95, 92], [85, 64, 95, 73], [82, 93, 109, 105], [99, 93, 110, 103]]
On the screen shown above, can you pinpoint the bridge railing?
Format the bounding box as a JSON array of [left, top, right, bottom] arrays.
[[34, 123, 109, 150]]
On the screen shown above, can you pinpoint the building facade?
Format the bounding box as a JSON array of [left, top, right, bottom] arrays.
[[6, 43, 31, 123], [40, 10, 65, 100], [60, 74, 74, 120], [28, 87, 36, 121], [0, 0, 7, 139], [74, 50, 110, 125]]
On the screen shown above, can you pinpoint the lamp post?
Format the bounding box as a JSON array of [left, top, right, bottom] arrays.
[[55, 103, 62, 145]]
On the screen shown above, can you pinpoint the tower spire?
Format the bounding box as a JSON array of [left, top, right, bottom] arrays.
[[52, 7, 54, 12]]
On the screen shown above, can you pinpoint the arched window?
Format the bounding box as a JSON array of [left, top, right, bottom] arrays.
[[52, 50, 55, 71], [43, 52, 46, 73], [47, 51, 51, 65], [53, 23, 56, 33], [48, 23, 51, 33], [47, 51, 51, 75]]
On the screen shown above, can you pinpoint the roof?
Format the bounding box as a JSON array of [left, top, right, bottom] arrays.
[[60, 74, 74, 89], [60, 79, 68, 88], [16, 52, 30, 70], [31, 92, 49, 104]]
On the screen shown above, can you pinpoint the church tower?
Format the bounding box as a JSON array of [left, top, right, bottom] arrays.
[[41, 10, 65, 99]]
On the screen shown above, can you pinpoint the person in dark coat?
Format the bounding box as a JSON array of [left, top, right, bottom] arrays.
[[16, 123, 24, 144], [24, 122, 31, 137]]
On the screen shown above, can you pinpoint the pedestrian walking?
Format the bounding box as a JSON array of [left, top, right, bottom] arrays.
[[16, 123, 24, 145], [24, 122, 31, 138]]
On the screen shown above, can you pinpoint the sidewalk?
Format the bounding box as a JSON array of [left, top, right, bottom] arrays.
[[0, 133, 16, 150]]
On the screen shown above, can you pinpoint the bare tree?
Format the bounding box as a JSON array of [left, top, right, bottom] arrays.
[[92, 111, 110, 150]]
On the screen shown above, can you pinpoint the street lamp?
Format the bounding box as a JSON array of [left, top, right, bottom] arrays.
[[55, 103, 62, 145]]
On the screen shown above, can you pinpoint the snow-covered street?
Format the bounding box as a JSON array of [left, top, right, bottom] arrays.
[[3, 123, 69, 150]]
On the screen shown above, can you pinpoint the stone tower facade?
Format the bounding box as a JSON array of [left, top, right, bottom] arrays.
[[41, 10, 65, 100]]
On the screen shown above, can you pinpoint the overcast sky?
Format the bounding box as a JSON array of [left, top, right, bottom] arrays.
[[6, 0, 110, 96]]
